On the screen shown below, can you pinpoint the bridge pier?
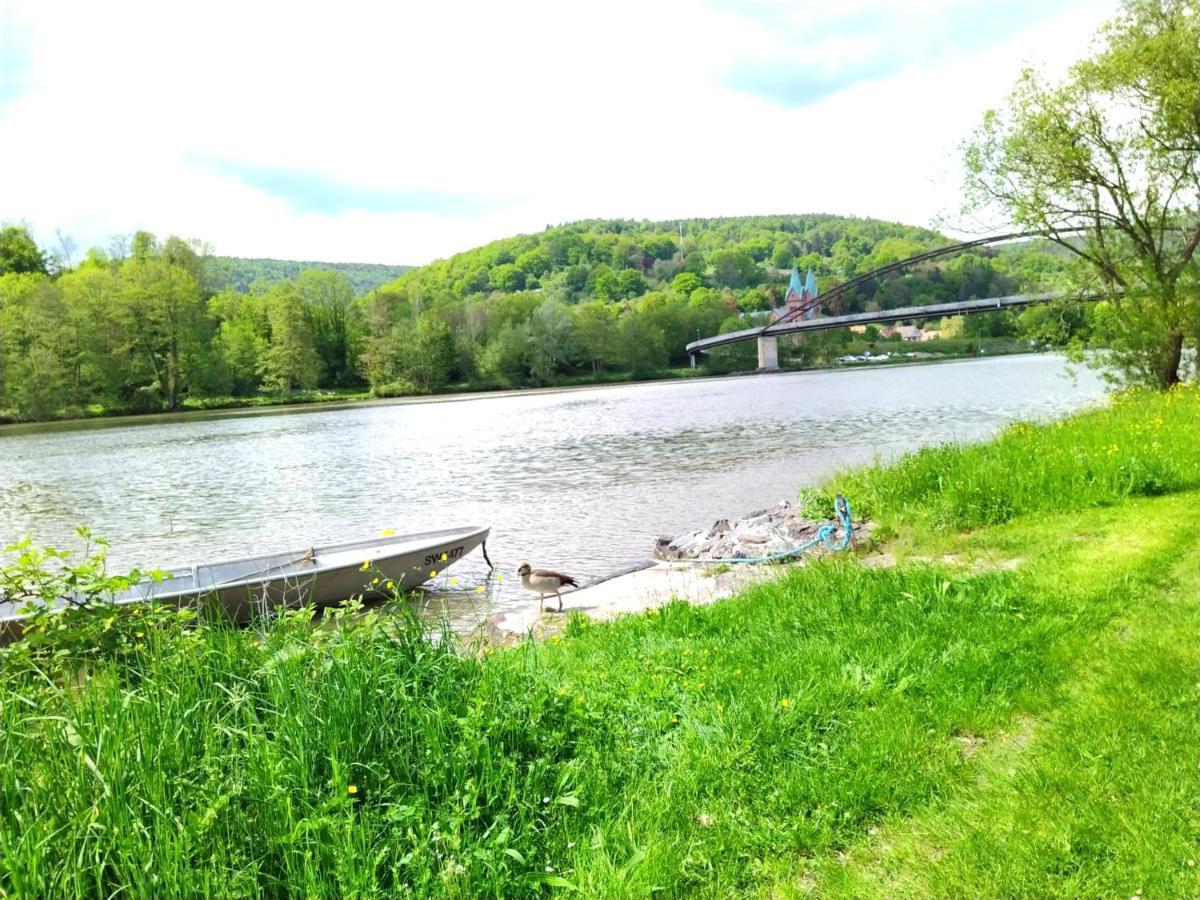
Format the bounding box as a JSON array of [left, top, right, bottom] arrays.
[[757, 334, 779, 371]]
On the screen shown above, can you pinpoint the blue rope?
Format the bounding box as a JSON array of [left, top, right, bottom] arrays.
[[676, 494, 853, 565]]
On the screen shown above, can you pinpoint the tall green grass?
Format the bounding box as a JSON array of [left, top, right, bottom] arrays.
[[802, 385, 1200, 530], [3, 515, 1195, 897]]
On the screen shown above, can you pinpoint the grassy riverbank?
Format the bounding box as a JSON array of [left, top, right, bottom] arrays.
[[1, 387, 1197, 896]]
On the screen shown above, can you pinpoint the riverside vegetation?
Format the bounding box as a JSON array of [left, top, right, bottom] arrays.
[[1, 385, 1197, 897], [0, 216, 1088, 424]]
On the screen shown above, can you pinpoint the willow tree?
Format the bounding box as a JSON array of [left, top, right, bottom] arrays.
[[963, 0, 1200, 388]]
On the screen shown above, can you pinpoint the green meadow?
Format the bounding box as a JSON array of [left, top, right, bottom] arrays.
[[1, 386, 1197, 897]]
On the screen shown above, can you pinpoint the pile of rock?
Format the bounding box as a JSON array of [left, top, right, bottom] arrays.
[[654, 499, 870, 563]]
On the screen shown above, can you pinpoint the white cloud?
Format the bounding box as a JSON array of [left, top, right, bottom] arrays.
[[0, 0, 1118, 264]]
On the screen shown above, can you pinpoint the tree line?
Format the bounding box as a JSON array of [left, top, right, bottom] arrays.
[[205, 257, 410, 295], [0, 215, 1102, 423], [0, 215, 1088, 423]]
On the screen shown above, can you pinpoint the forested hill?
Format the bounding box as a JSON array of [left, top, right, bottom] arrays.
[[206, 257, 411, 295], [376, 214, 952, 307], [345, 212, 1071, 395]]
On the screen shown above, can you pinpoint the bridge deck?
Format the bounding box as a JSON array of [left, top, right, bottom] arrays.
[[685, 292, 1094, 354]]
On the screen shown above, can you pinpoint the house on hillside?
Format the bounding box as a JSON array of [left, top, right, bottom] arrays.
[[880, 324, 926, 341]]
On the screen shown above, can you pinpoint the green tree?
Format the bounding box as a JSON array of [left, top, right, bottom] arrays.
[[258, 287, 321, 394], [0, 226, 47, 275], [0, 274, 74, 418], [516, 247, 551, 278], [528, 299, 574, 383], [963, 0, 1200, 387], [58, 264, 127, 404], [117, 256, 207, 410], [208, 289, 268, 395], [573, 301, 616, 374], [771, 242, 795, 269], [214, 318, 266, 394], [592, 269, 621, 301], [672, 272, 702, 298], [406, 314, 456, 392], [709, 249, 758, 288], [130, 231, 158, 261], [489, 263, 525, 293], [564, 265, 589, 292], [614, 312, 666, 375], [616, 269, 648, 299], [296, 270, 356, 386], [643, 234, 678, 260], [480, 320, 531, 387]]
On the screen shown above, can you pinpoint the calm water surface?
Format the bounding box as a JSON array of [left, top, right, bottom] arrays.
[[1, 355, 1105, 624]]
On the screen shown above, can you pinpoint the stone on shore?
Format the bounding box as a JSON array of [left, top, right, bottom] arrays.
[[654, 499, 870, 562]]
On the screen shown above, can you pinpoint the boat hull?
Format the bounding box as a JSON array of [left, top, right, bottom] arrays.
[[0, 525, 489, 645]]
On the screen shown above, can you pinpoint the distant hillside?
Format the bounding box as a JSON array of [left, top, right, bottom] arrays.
[[206, 257, 411, 296], [373, 213, 1056, 315], [351, 214, 1072, 390]]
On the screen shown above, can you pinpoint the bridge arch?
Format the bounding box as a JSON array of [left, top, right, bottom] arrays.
[[686, 230, 1092, 366]]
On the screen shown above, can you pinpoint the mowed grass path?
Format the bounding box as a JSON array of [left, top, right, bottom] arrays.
[[1, 388, 1197, 897], [770, 496, 1200, 897]]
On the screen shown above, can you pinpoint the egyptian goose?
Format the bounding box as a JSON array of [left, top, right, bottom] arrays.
[[517, 562, 578, 612]]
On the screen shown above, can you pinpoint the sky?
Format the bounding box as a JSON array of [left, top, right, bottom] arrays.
[[0, 0, 1118, 266]]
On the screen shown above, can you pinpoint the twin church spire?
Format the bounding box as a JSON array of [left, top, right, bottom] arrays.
[[773, 266, 820, 321]]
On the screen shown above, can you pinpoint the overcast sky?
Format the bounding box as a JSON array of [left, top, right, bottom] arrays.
[[1, 0, 1117, 265]]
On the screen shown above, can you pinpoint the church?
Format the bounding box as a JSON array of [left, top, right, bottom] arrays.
[[771, 267, 820, 321]]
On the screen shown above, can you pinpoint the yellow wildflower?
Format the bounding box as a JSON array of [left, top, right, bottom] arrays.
[[379, 529, 395, 537], [441, 552, 448, 561], [371, 577, 380, 585], [429, 570, 437, 578], [347, 785, 358, 795], [360, 560, 370, 571], [475, 586, 485, 593], [450, 578, 458, 586], [780, 698, 791, 708]]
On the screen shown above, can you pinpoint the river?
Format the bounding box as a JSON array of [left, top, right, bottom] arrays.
[[1, 355, 1106, 625]]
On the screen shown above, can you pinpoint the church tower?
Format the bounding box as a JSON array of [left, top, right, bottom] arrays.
[[777, 267, 820, 320]]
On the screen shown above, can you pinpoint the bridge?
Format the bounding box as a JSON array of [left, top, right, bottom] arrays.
[[684, 231, 1103, 370]]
